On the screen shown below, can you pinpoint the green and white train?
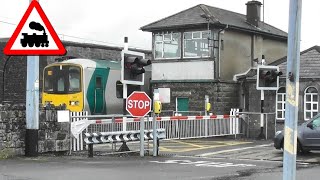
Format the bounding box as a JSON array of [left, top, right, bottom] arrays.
[[42, 58, 150, 114]]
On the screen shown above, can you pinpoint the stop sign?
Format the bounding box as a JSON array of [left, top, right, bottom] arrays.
[[126, 91, 151, 117]]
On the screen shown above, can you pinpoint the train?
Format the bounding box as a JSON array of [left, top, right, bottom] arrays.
[[41, 58, 151, 114]]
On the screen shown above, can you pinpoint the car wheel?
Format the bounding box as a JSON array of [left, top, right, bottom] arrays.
[[297, 142, 302, 154], [297, 141, 311, 154]]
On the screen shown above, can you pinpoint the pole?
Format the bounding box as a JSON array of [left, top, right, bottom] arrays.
[[283, 0, 302, 180], [25, 56, 39, 157], [25, 0, 39, 157], [257, 90, 265, 139], [153, 89, 159, 156], [140, 116, 145, 157], [152, 112, 157, 156], [118, 37, 130, 152]]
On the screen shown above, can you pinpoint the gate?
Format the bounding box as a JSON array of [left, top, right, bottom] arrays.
[[69, 110, 244, 151]]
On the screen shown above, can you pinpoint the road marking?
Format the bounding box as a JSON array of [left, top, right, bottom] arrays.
[[150, 159, 256, 168], [198, 143, 273, 157], [168, 139, 206, 148], [160, 145, 227, 153], [158, 140, 253, 153]]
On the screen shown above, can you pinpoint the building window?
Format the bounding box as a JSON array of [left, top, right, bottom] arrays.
[[154, 32, 181, 59], [304, 87, 318, 120], [183, 31, 210, 58], [276, 87, 286, 120]]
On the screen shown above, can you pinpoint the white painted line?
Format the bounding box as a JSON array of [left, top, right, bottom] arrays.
[[198, 143, 273, 157], [149, 159, 256, 168]]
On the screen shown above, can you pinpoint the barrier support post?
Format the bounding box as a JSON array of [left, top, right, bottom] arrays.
[[140, 116, 145, 157], [88, 144, 93, 158], [153, 113, 157, 156]]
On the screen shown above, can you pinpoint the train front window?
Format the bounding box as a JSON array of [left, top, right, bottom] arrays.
[[44, 65, 81, 94]]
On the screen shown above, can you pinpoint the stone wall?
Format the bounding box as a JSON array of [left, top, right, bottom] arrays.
[[243, 78, 320, 139], [0, 104, 25, 156], [248, 83, 277, 139], [243, 80, 279, 139], [38, 110, 70, 153], [151, 81, 240, 115], [0, 104, 69, 157]]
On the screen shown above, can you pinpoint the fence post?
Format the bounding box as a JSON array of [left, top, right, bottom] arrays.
[[112, 116, 115, 152], [123, 116, 127, 131], [205, 118, 208, 137], [235, 108, 239, 138], [88, 144, 93, 158], [229, 108, 233, 134], [265, 114, 268, 140], [140, 116, 145, 157], [153, 113, 157, 156]]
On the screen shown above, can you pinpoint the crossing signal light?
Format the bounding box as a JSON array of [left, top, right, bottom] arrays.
[[121, 50, 151, 85], [257, 65, 282, 90]]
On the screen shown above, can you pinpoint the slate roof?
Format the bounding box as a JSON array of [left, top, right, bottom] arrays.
[[141, 4, 287, 40], [270, 46, 320, 78]]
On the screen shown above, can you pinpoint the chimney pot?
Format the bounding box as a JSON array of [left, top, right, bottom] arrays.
[[246, 1, 262, 27]]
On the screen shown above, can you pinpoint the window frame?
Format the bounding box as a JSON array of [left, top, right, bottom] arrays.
[[183, 30, 211, 59], [43, 65, 82, 94], [154, 32, 181, 60], [304, 86, 319, 121], [276, 87, 286, 120]]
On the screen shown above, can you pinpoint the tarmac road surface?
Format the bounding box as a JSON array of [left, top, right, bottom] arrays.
[[1, 137, 320, 180]]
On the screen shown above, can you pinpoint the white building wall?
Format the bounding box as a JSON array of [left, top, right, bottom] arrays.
[[152, 61, 214, 80]]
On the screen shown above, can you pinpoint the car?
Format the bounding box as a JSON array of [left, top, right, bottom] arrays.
[[274, 114, 320, 153]]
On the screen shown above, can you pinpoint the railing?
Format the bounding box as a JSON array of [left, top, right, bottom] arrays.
[[158, 110, 204, 116], [72, 115, 243, 140], [236, 111, 276, 139], [68, 110, 245, 152]]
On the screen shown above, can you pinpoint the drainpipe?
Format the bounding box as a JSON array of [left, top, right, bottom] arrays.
[[217, 24, 228, 79], [251, 34, 254, 67]]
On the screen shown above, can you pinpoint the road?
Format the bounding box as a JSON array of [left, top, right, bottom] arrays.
[[1, 138, 320, 180]]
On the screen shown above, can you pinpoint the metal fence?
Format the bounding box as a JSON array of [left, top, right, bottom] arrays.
[[73, 115, 244, 140], [160, 110, 204, 116]]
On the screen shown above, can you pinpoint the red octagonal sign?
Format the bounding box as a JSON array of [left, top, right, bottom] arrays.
[[126, 91, 151, 117]]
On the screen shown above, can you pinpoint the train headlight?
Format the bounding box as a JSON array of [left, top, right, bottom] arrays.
[[69, 101, 80, 106]]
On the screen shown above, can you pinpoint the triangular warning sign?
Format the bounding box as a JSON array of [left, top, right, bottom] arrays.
[[3, 0, 66, 56]]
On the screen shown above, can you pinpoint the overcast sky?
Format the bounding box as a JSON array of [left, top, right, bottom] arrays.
[[0, 0, 318, 51]]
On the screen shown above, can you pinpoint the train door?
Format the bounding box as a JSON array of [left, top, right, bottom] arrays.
[[94, 75, 104, 114], [87, 68, 109, 114]]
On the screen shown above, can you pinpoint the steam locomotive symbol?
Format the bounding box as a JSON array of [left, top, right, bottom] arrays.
[[20, 21, 49, 48]]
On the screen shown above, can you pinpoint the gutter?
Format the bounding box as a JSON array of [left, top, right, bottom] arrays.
[[233, 67, 257, 82]]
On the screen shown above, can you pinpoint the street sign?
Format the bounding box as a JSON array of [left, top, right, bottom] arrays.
[[126, 91, 151, 117], [3, 0, 66, 56]]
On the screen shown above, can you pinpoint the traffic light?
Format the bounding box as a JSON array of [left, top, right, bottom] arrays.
[[121, 50, 151, 85], [256, 65, 282, 90]]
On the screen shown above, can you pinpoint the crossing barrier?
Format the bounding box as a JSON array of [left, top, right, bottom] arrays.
[[84, 129, 165, 157], [70, 111, 88, 151], [70, 113, 242, 141], [67, 109, 243, 153]]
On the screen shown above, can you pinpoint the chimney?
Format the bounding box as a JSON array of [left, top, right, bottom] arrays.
[[246, 1, 262, 27]]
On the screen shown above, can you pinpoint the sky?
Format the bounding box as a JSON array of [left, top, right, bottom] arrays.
[[0, 0, 318, 51]]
